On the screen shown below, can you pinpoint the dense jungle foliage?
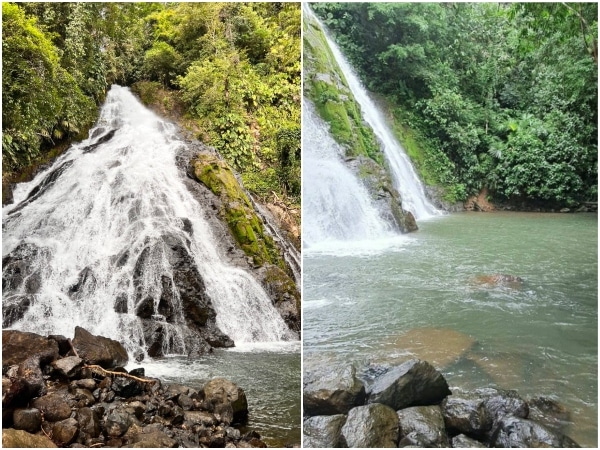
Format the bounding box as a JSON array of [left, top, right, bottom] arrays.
[[312, 3, 598, 207], [2, 2, 300, 206]]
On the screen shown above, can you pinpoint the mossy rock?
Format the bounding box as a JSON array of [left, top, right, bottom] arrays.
[[260, 265, 300, 332], [192, 153, 284, 268], [303, 13, 382, 163]]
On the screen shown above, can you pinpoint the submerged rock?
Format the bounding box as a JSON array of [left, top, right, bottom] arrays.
[[304, 365, 366, 416]]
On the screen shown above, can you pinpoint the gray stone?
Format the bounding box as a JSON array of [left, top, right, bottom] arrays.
[[451, 434, 486, 448], [304, 365, 366, 416], [368, 359, 451, 410], [397, 405, 449, 447], [341, 403, 399, 448], [184, 410, 217, 426], [492, 416, 580, 448], [303, 414, 347, 448], [442, 392, 492, 437]]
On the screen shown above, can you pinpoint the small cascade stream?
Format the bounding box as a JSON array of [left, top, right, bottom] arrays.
[[307, 6, 441, 220], [2, 85, 295, 360]]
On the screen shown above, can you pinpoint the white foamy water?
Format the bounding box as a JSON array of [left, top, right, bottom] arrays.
[[2, 85, 295, 358], [306, 6, 441, 220]]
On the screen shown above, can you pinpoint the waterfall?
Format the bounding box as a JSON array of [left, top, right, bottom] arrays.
[[303, 99, 393, 248], [307, 6, 441, 220], [2, 85, 295, 359]]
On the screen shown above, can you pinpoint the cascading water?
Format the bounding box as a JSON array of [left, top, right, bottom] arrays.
[[307, 6, 441, 220], [2, 85, 295, 359], [303, 99, 393, 248]]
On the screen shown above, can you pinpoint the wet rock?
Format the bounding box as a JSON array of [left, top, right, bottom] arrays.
[[184, 410, 217, 427], [32, 392, 72, 422], [104, 408, 135, 437], [397, 405, 449, 447], [48, 335, 71, 356], [204, 378, 248, 423], [2, 329, 59, 367], [2, 295, 34, 328], [475, 387, 529, 430], [112, 376, 143, 398], [304, 365, 366, 416], [72, 326, 128, 368], [52, 417, 79, 445], [528, 396, 571, 434], [68, 267, 97, 300], [441, 392, 492, 438], [76, 407, 101, 438], [368, 359, 451, 410], [2, 428, 57, 448], [73, 388, 96, 406], [451, 433, 486, 448], [127, 430, 177, 448], [129, 368, 145, 378], [303, 414, 347, 448], [341, 403, 399, 448], [52, 356, 83, 378], [72, 378, 97, 391], [13, 407, 42, 433], [491, 416, 580, 448]]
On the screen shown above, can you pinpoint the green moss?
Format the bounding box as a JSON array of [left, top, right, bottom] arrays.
[[303, 13, 382, 164], [193, 153, 285, 267]]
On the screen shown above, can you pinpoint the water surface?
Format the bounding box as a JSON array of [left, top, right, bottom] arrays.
[[304, 212, 597, 446]]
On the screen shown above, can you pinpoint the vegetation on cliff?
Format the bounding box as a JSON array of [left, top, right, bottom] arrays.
[[2, 2, 300, 214], [313, 2, 598, 208]]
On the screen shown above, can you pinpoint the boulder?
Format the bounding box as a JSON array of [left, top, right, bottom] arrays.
[[76, 407, 101, 438], [52, 356, 83, 378], [451, 434, 486, 448], [491, 416, 580, 448], [52, 417, 79, 445], [397, 405, 449, 447], [475, 387, 529, 431], [303, 415, 347, 448], [72, 326, 128, 368], [203, 378, 248, 423], [340, 403, 399, 448], [2, 428, 57, 448], [2, 330, 59, 367], [368, 359, 451, 410], [128, 430, 177, 448], [13, 408, 42, 433], [112, 376, 143, 398], [304, 365, 366, 416], [183, 410, 217, 427], [32, 392, 72, 422], [441, 392, 492, 438]]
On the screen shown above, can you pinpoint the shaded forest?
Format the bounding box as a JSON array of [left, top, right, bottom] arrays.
[[2, 2, 300, 207], [312, 2, 597, 207]]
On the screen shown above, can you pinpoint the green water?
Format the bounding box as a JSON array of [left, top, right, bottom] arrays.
[[303, 212, 597, 446]]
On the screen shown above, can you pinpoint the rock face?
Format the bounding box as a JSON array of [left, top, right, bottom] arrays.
[[341, 403, 399, 448], [303, 415, 347, 448], [368, 359, 451, 410], [304, 365, 366, 416], [72, 326, 128, 368]]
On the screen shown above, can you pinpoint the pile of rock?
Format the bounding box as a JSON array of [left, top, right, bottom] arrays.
[[303, 359, 579, 448], [2, 327, 268, 448]]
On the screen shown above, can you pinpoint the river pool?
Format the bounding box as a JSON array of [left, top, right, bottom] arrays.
[[303, 211, 597, 446]]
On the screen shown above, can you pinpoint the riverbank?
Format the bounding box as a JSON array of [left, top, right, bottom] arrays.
[[2, 327, 271, 448], [304, 359, 580, 448]]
